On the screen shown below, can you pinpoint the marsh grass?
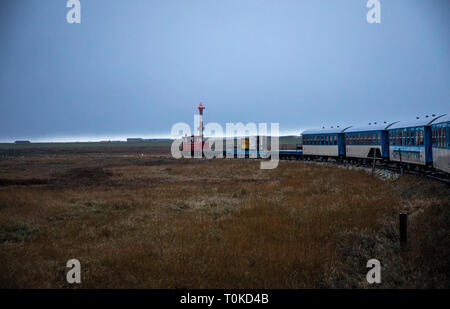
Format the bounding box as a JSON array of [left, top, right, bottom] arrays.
[[0, 155, 448, 288]]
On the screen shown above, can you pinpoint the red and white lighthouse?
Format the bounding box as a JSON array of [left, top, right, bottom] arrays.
[[198, 103, 205, 143]]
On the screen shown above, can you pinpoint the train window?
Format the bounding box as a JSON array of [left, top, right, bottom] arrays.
[[444, 126, 450, 147], [420, 129, 424, 146], [444, 127, 448, 148], [334, 135, 337, 145], [435, 129, 438, 146], [438, 128, 441, 147]]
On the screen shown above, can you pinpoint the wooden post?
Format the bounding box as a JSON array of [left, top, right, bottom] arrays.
[[399, 213, 408, 250], [372, 149, 376, 176]]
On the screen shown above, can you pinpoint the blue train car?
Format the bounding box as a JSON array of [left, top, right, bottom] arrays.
[[431, 114, 449, 174], [388, 115, 445, 167], [345, 122, 397, 160], [302, 127, 351, 159]]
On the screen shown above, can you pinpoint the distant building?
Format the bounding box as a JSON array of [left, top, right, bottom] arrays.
[[14, 140, 31, 144], [127, 138, 143, 142]]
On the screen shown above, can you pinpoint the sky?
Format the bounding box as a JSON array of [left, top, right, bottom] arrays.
[[0, 0, 449, 142]]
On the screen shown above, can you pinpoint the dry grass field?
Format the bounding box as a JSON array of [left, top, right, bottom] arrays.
[[0, 152, 448, 288]]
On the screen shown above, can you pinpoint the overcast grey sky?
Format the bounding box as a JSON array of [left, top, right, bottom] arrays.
[[0, 0, 448, 142]]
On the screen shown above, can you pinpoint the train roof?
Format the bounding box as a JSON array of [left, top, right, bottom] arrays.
[[345, 121, 398, 133], [389, 114, 446, 129], [431, 114, 449, 125], [302, 126, 351, 135]]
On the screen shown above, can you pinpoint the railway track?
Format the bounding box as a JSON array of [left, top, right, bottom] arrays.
[[276, 154, 450, 184]]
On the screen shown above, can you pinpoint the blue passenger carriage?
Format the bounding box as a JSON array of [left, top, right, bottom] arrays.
[[388, 115, 444, 168], [302, 127, 350, 160], [431, 114, 449, 174], [345, 122, 397, 161]]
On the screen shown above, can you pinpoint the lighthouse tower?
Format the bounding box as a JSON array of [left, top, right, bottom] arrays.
[[198, 103, 205, 144]]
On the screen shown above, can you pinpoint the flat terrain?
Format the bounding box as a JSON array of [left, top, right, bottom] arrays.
[[0, 150, 448, 288]]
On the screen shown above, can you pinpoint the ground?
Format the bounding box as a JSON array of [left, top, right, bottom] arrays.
[[0, 149, 448, 288]]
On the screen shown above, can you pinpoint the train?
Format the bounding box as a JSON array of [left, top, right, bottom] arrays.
[[181, 114, 449, 176], [302, 114, 448, 175]]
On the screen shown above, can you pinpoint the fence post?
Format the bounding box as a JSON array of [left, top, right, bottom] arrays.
[[372, 149, 376, 176], [399, 213, 408, 250]]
